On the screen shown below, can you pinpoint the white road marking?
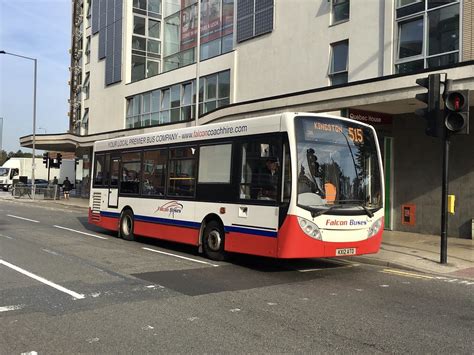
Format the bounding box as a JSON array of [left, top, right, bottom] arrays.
[[7, 214, 39, 223], [21, 351, 38, 355], [53, 225, 108, 240], [142, 247, 219, 267], [0, 304, 25, 312], [0, 259, 85, 300], [42, 249, 59, 256], [458, 280, 474, 285], [230, 308, 241, 312], [0, 234, 12, 239], [297, 268, 323, 272]]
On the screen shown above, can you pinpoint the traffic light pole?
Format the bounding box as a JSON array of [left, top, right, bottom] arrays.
[[47, 159, 51, 183], [440, 132, 449, 264]]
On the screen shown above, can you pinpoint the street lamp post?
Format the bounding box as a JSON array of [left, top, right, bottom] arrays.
[[0, 117, 3, 151], [0, 50, 37, 199]]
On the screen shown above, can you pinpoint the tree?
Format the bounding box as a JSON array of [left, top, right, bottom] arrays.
[[0, 150, 7, 166]]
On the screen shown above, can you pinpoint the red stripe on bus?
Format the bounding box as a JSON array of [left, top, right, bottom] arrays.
[[134, 220, 199, 246], [225, 232, 278, 257]]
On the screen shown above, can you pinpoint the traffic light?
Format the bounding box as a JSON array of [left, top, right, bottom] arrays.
[[42, 152, 49, 167], [444, 90, 469, 135], [415, 73, 443, 138], [56, 153, 63, 167]]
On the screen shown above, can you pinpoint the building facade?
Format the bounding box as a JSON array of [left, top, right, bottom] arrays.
[[22, 0, 474, 238]]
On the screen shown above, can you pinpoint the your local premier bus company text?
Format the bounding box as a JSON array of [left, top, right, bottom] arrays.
[[107, 125, 248, 149]]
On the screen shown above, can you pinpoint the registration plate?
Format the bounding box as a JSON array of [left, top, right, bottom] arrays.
[[336, 248, 356, 256]]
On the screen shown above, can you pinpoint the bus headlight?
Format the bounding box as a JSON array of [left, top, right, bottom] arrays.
[[368, 217, 383, 238], [297, 217, 322, 240]]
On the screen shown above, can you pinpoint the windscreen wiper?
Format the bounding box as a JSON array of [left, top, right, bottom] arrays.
[[358, 204, 374, 218], [325, 200, 375, 218], [307, 204, 346, 218]]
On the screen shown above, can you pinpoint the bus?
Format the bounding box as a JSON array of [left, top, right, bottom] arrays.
[[89, 112, 384, 261]]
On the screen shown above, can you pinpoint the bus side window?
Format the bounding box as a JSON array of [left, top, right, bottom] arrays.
[[282, 141, 291, 203], [167, 147, 197, 197], [142, 149, 167, 196], [93, 155, 105, 186], [110, 158, 120, 187], [240, 140, 279, 201], [121, 151, 141, 194]]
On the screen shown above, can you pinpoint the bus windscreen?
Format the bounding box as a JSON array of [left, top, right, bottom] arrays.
[[295, 116, 382, 214]]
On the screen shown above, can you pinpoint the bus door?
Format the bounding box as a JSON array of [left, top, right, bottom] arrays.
[[108, 156, 120, 208]]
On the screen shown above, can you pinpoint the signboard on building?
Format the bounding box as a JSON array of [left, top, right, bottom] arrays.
[[201, 0, 221, 44], [348, 109, 393, 125]]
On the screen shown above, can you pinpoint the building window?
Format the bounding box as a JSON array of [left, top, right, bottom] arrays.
[[163, 0, 234, 72], [126, 82, 194, 128], [236, 0, 273, 43], [329, 40, 348, 85], [85, 36, 91, 64], [83, 72, 90, 100], [131, 1, 162, 82], [86, 0, 92, 28], [395, 0, 459, 74], [82, 108, 89, 135], [133, 0, 162, 16], [332, 0, 349, 24], [126, 70, 230, 128], [199, 71, 230, 115]]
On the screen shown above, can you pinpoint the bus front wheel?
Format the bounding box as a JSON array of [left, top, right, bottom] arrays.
[[202, 220, 226, 261], [119, 209, 135, 241]]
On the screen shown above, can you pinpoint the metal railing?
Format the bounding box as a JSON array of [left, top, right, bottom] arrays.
[[12, 184, 61, 200]]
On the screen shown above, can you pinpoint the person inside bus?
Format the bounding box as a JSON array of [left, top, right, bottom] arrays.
[[256, 157, 279, 200]]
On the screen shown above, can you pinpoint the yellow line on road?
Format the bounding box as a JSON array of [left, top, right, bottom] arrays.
[[381, 269, 435, 279]]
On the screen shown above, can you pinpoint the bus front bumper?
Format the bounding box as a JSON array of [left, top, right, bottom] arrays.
[[276, 215, 383, 259]]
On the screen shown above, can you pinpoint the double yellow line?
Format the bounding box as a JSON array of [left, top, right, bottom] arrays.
[[381, 268, 435, 280]]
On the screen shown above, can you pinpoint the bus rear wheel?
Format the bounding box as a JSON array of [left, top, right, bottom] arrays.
[[119, 209, 135, 241], [202, 220, 226, 261]]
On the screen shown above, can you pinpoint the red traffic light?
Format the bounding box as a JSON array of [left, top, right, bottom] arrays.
[[445, 92, 466, 112], [444, 90, 469, 135]]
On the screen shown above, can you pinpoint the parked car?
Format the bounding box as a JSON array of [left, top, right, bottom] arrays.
[[26, 179, 50, 188]]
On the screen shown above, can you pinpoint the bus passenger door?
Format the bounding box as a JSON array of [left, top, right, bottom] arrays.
[[108, 157, 120, 208]]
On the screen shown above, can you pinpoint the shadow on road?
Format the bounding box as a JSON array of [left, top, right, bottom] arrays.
[[75, 217, 350, 274]]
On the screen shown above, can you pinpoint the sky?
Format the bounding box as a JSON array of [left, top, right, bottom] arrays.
[[0, 0, 71, 152]]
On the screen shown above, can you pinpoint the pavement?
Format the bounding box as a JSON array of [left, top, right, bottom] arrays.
[[1, 193, 473, 279]]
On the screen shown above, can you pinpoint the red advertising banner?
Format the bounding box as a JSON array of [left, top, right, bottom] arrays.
[[201, 0, 221, 44], [181, 2, 198, 51], [348, 109, 393, 125]]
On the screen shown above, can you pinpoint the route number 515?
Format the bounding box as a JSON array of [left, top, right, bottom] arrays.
[[348, 127, 363, 143]]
